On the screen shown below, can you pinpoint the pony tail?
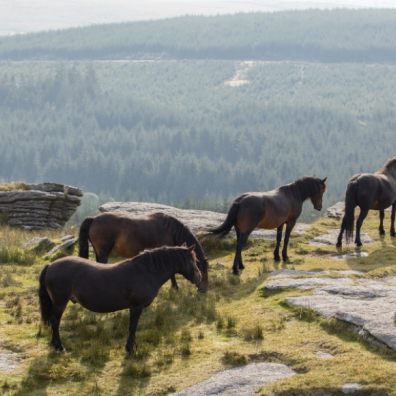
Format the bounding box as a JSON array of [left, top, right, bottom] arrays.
[[343, 181, 358, 243], [38, 265, 52, 326], [78, 217, 94, 258], [208, 201, 239, 238]]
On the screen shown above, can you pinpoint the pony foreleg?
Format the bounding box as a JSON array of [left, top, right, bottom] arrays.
[[170, 275, 179, 290], [390, 203, 396, 237], [126, 307, 143, 355], [274, 224, 284, 261], [379, 210, 385, 236], [355, 209, 368, 247], [282, 220, 296, 261]]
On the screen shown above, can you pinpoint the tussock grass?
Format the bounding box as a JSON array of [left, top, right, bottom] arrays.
[[0, 181, 29, 191]]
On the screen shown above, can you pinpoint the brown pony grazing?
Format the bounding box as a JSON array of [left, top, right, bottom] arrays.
[[78, 212, 208, 292], [208, 177, 327, 274], [337, 157, 396, 248], [38, 246, 201, 354]]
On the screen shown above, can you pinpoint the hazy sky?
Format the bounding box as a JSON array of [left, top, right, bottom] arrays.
[[1, 0, 395, 35]]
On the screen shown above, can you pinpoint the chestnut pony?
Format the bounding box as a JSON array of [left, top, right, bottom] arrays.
[[78, 212, 208, 292], [208, 177, 327, 274]]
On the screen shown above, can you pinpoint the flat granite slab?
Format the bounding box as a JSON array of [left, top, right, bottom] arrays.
[[310, 229, 373, 246], [171, 362, 295, 396], [100, 201, 309, 239], [265, 272, 396, 351]]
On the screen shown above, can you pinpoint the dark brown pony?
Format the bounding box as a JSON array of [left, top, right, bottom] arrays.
[[78, 212, 208, 292], [38, 246, 201, 354], [208, 177, 327, 274], [337, 157, 396, 247]]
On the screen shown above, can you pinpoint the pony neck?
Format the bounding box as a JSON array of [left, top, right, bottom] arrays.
[[174, 224, 208, 276], [293, 178, 316, 201], [145, 249, 185, 287]]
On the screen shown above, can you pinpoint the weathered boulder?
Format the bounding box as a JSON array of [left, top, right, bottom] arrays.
[[47, 235, 77, 256], [23, 236, 55, 253], [171, 362, 295, 396], [0, 182, 82, 230], [325, 201, 345, 219], [265, 271, 396, 351], [99, 201, 309, 239]]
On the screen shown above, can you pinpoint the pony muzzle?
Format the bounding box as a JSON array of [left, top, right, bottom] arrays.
[[197, 273, 208, 293]]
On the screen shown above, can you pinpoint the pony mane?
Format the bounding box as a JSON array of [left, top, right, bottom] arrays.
[[151, 213, 209, 273], [382, 157, 396, 172], [292, 177, 325, 199], [135, 245, 190, 272]]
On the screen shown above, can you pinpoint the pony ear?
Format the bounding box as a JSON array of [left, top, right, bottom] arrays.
[[322, 177, 327, 183], [188, 244, 196, 251]]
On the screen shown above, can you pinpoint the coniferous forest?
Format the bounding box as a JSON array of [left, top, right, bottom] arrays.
[[0, 10, 396, 214]]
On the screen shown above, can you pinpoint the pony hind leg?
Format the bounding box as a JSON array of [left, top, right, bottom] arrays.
[[336, 218, 346, 248], [95, 242, 114, 263], [50, 304, 67, 351], [390, 203, 396, 237], [379, 209, 385, 236], [232, 229, 250, 275], [355, 208, 369, 247]]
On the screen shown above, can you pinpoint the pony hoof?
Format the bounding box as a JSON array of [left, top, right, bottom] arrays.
[[238, 265, 245, 270], [355, 242, 363, 248], [282, 256, 289, 262], [53, 345, 65, 352], [232, 270, 240, 276], [274, 255, 281, 262], [336, 241, 342, 248], [125, 343, 137, 356], [379, 230, 385, 236]]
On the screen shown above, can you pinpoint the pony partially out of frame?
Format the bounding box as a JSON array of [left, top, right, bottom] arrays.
[[337, 157, 396, 247]]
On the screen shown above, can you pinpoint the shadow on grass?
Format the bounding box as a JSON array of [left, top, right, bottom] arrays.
[[273, 387, 389, 396]]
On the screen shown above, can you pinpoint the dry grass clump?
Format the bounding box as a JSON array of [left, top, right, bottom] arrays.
[[0, 181, 29, 191]]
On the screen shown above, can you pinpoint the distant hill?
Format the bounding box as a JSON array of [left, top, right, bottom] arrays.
[[1, 1, 396, 36], [1, 10, 396, 62]]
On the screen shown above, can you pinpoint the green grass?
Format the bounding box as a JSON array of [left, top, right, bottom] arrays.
[[0, 210, 396, 395]]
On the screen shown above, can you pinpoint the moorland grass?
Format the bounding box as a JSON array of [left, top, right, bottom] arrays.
[[0, 210, 395, 395]]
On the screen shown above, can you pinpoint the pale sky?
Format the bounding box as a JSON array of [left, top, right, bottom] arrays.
[[1, 0, 395, 35]]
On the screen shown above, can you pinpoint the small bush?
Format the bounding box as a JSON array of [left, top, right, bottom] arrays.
[[242, 325, 264, 341], [124, 362, 151, 378], [180, 343, 191, 357], [221, 351, 247, 367]]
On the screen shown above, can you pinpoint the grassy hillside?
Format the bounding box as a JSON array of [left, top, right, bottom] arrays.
[[1, 11, 396, 61], [1, 212, 396, 395]]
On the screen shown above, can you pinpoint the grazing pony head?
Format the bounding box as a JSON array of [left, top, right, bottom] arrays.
[[309, 177, 327, 211], [296, 176, 327, 211], [180, 245, 202, 288]]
